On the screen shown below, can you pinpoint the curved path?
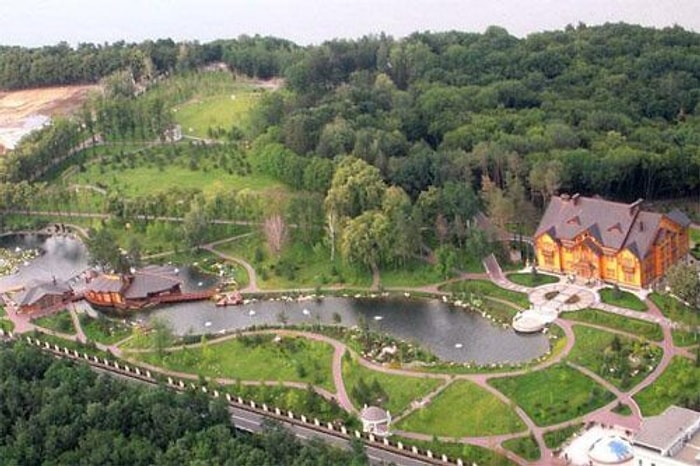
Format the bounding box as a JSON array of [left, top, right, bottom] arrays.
[[3, 246, 698, 465]]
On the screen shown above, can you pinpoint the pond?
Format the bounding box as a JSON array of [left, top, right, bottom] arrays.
[[142, 296, 549, 364], [0, 234, 549, 364]]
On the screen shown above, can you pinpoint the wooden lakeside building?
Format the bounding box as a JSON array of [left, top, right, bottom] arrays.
[[534, 194, 691, 289], [84, 265, 213, 310]]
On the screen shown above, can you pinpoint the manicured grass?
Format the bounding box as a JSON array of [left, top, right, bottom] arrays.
[[649, 292, 698, 327], [490, 364, 616, 426], [33, 311, 75, 334], [0, 320, 15, 332], [690, 228, 700, 245], [129, 334, 336, 391], [599, 288, 647, 312], [441, 279, 530, 308], [216, 233, 372, 290], [543, 424, 583, 449], [612, 402, 632, 416], [563, 308, 663, 341], [481, 297, 521, 322], [0, 306, 5, 317], [341, 354, 442, 414], [80, 314, 133, 345], [673, 329, 699, 347], [634, 356, 700, 416], [222, 382, 355, 427], [174, 86, 261, 138], [567, 325, 661, 390], [72, 161, 285, 198], [502, 435, 541, 462], [392, 436, 517, 466], [396, 381, 525, 437], [380, 259, 445, 288], [506, 272, 558, 287]]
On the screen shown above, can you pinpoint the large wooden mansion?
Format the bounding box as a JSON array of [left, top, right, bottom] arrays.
[[534, 194, 690, 288]]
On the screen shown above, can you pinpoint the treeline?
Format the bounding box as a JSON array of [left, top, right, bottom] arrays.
[[247, 23, 700, 221], [0, 342, 368, 465], [0, 36, 298, 90]]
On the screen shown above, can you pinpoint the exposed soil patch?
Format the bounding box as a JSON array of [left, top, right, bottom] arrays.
[[0, 85, 99, 152]]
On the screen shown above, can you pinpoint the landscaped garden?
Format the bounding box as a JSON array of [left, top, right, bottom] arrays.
[[649, 292, 698, 327], [506, 272, 558, 287], [33, 311, 75, 334], [396, 380, 526, 437], [489, 364, 616, 426], [567, 325, 661, 390], [502, 435, 541, 462], [341, 353, 443, 414], [127, 334, 336, 391], [441, 279, 530, 308], [79, 314, 133, 345], [391, 436, 516, 466], [562, 309, 663, 341], [599, 287, 647, 312], [634, 356, 700, 416], [543, 424, 583, 449]]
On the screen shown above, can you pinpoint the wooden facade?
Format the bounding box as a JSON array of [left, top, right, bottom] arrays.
[[535, 195, 690, 288]]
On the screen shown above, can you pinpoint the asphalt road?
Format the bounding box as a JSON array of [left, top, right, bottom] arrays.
[[228, 406, 431, 466]]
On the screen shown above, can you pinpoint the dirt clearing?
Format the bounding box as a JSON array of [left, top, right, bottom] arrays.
[[0, 85, 98, 151]]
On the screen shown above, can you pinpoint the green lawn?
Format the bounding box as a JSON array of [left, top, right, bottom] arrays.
[[690, 228, 700, 244], [216, 233, 372, 290], [392, 436, 517, 466], [379, 259, 445, 288], [71, 161, 285, 198], [567, 325, 662, 390], [222, 382, 355, 426], [0, 320, 15, 332], [634, 356, 700, 416], [506, 272, 559, 287], [341, 354, 442, 414], [673, 329, 699, 347], [33, 311, 75, 334], [489, 364, 616, 426], [174, 86, 261, 138], [129, 334, 336, 391], [612, 402, 633, 416], [649, 292, 699, 327], [396, 381, 525, 437], [80, 314, 133, 345], [0, 306, 5, 317], [502, 435, 541, 462], [563, 309, 663, 341], [599, 288, 647, 312], [441, 279, 530, 308], [543, 424, 583, 449]]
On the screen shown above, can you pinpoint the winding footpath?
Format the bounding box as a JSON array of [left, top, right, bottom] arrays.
[[2, 244, 698, 466]]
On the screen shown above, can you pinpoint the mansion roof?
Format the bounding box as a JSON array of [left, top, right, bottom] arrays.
[[535, 194, 690, 259]]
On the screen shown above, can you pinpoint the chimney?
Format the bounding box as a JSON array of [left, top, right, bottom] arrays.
[[629, 198, 644, 216], [572, 193, 580, 205]]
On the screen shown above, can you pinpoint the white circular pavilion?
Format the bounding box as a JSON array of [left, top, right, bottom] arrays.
[[360, 405, 391, 437]]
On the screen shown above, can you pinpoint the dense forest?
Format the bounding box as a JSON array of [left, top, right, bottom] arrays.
[[0, 342, 368, 465], [3, 23, 700, 270]]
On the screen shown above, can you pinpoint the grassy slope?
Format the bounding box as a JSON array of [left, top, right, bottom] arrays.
[[341, 354, 442, 414], [599, 288, 647, 312], [129, 335, 336, 391], [562, 309, 663, 341], [506, 273, 558, 287], [634, 356, 700, 415], [567, 325, 661, 390], [396, 381, 526, 437], [440, 280, 530, 308], [489, 364, 615, 426]]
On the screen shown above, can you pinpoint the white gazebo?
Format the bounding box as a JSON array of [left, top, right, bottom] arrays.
[[360, 405, 391, 437]]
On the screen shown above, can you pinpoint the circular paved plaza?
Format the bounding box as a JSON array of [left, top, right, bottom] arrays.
[[529, 283, 598, 313]]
